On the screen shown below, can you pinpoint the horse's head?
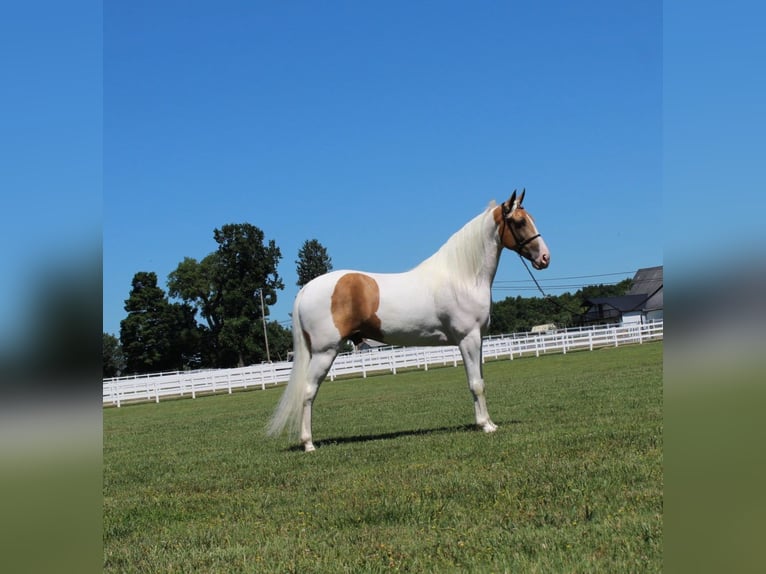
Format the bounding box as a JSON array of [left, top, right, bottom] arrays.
[[496, 189, 550, 270]]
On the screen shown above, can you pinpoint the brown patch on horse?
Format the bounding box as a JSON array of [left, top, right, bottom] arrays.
[[331, 273, 385, 344]]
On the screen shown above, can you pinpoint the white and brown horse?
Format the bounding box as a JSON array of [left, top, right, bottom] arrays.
[[268, 190, 550, 451]]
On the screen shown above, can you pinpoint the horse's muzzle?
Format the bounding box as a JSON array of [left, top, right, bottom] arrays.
[[533, 252, 550, 270]]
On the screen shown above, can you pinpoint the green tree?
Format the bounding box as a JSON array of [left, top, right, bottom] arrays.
[[296, 238, 333, 287], [102, 332, 125, 378], [265, 320, 292, 362], [578, 279, 633, 301], [120, 272, 199, 374], [165, 300, 205, 370], [169, 223, 284, 368]]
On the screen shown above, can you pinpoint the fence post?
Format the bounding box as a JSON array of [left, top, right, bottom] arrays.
[[114, 383, 121, 408]]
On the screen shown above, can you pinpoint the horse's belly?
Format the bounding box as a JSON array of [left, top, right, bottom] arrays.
[[376, 295, 452, 346], [381, 324, 451, 347]]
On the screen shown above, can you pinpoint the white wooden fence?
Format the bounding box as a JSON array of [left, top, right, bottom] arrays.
[[103, 321, 663, 407]]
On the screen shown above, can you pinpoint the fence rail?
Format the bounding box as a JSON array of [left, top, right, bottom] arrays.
[[103, 321, 663, 407]]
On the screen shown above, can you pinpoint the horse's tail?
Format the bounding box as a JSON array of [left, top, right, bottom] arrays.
[[267, 289, 309, 439]]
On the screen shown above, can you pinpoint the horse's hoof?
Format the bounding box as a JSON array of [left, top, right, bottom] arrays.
[[482, 422, 498, 433], [303, 442, 316, 452]]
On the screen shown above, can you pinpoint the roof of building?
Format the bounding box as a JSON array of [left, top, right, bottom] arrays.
[[627, 265, 663, 311]]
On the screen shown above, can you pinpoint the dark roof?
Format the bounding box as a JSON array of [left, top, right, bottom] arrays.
[[628, 265, 663, 311]]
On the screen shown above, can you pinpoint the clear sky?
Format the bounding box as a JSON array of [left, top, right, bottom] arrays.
[[101, 1, 663, 336]]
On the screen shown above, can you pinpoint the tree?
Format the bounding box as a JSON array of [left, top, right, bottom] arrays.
[[120, 271, 200, 374], [168, 223, 284, 368], [296, 239, 333, 287], [578, 279, 633, 301], [102, 332, 125, 378], [265, 320, 292, 362]]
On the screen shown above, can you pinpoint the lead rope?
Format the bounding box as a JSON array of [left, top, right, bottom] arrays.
[[502, 204, 581, 316], [516, 253, 583, 316], [517, 252, 547, 298]]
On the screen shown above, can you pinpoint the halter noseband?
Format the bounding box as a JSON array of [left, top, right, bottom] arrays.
[[501, 204, 541, 254]]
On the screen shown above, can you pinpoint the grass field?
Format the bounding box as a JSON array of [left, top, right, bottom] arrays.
[[104, 342, 662, 573]]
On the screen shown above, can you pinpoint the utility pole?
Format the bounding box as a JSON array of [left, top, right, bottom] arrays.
[[259, 288, 271, 362]]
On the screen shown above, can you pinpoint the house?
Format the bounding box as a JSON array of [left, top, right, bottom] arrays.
[[356, 338, 388, 352], [579, 266, 663, 326]]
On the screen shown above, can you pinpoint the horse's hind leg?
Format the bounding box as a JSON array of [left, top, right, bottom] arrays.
[[458, 330, 498, 433], [301, 348, 338, 452]]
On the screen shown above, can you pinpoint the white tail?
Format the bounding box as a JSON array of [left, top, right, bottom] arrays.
[[266, 290, 310, 438]]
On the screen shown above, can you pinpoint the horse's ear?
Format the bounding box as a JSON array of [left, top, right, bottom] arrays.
[[519, 188, 526, 206], [506, 190, 517, 212]]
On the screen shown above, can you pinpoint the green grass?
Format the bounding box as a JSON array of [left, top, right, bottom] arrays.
[[104, 342, 662, 573]]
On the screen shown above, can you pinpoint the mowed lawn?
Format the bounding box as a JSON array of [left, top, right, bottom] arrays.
[[104, 342, 662, 573]]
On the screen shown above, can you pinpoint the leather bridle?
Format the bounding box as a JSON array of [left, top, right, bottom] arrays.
[[501, 203, 541, 255]]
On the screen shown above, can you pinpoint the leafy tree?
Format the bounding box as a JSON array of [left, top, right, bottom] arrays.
[[296, 238, 333, 287], [578, 279, 633, 301], [120, 272, 200, 374], [102, 332, 125, 378], [168, 223, 284, 368], [265, 320, 292, 362], [165, 301, 205, 370]]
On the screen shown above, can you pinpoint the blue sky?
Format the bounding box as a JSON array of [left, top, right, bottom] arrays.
[[101, 1, 663, 336]]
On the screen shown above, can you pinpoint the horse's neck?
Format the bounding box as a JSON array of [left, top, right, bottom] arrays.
[[414, 210, 502, 288], [478, 232, 504, 287]]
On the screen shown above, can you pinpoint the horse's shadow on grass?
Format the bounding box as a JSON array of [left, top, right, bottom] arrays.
[[287, 419, 522, 451]]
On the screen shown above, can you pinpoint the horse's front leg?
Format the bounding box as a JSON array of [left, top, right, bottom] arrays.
[[458, 330, 497, 433]]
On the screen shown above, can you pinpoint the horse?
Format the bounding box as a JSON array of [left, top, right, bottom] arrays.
[[267, 189, 550, 451]]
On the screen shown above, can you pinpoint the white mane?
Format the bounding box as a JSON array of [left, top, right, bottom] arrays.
[[414, 202, 499, 289]]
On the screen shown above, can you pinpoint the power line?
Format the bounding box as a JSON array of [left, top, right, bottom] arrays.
[[494, 281, 624, 290], [492, 269, 660, 294], [494, 271, 634, 285], [493, 280, 636, 292]]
